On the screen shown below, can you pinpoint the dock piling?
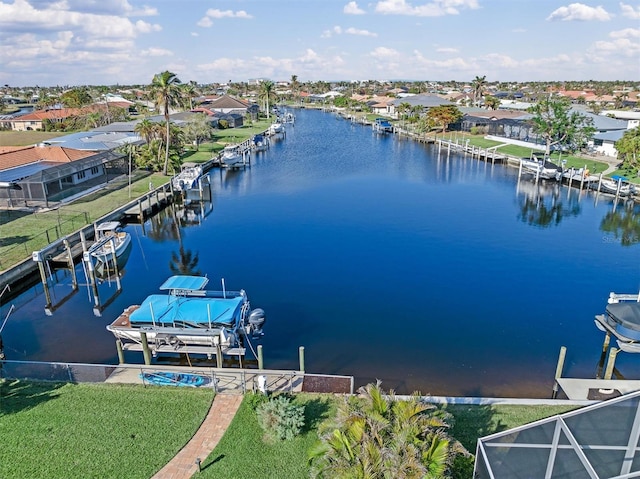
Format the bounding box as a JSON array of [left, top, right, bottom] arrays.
[[299, 346, 305, 372], [604, 347, 620, 380], [257, 344, 263, 369], [552, 346, 567, 399], [140, 332, 151, 365]]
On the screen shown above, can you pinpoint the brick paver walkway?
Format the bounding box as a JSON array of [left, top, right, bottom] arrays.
[[152, 393, 243, 479]]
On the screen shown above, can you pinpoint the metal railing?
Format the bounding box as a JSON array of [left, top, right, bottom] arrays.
[[0, 360, 355, 394]]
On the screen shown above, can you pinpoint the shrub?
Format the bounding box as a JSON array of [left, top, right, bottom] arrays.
[[246, 391, 269, 411], [256, 395, 305, 442]]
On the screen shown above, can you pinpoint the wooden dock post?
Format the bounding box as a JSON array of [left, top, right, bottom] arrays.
[[299, 346, 305, 372], [137, 199, 143, 223], [552, 346, 566, 399], [257, 344, 264, 369], [604, 347, 620, 380], [63, 238, 78, 290], [215, 336, 223, 368], [116, 339, 125, 364], [140, 332, 151, 365], [33, 251, 53, 314]]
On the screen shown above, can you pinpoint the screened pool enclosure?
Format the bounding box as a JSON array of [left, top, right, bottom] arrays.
[[475, 390, 640, 478]]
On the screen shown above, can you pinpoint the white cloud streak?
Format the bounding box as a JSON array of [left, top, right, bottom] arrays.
[[547, 3, 611, 21]]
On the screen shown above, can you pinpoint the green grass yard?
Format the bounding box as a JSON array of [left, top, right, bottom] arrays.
[[0, 380, 213, 479], [0, 380, 580, 479]]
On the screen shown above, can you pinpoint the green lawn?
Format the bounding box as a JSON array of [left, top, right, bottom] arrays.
[[0, 130, 66, 146], [0, 380, 583, 479], [0, 172, 169, 270], [0, 380, 213, 479], [200, 393, 334, 479]]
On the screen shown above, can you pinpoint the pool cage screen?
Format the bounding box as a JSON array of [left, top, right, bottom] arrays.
[[475, 390, 640, 478]]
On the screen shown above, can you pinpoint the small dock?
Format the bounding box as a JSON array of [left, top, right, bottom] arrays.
[[121, 183, 174, 223]]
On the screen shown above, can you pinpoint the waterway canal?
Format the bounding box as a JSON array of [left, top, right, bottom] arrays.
[[2, 108, 639, 397]]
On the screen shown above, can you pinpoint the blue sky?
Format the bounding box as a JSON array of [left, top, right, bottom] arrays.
[[1, 0, 638, 87]]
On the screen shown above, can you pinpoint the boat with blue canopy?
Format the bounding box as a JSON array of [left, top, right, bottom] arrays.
[[373, 118, 393, 133], [107, 275, 266, 358]]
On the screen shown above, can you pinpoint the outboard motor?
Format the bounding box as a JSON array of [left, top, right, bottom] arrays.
[[248, 308, 266, 338]]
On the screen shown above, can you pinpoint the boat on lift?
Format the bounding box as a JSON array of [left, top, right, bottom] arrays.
[[251, 134, 269, 152], [86, 222, 132, 276], [372, 118, 393, 133], [592, 176, 636, 197], [595, 291, 640, 353], [107, 275, 266, 358], [268, 122, 284, 135], [172, 163, 204, 192], [221, 144, 244, 167], [520, 157, 561, 180]]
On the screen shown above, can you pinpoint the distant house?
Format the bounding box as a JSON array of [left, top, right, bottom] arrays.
[[197, 94, 259, 120], [0, 146, 125, 207], [388, 94, 452, 118], [7, 108, 82, 131]]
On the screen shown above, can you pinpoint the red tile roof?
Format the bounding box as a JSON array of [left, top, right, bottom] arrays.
[[0, 146, 95, 171]]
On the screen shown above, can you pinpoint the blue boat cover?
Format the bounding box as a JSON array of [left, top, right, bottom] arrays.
[[159, 275, 209, 291], [129, 294, 244, 326]]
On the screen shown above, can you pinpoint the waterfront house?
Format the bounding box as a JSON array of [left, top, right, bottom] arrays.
[[0, 146, 126, 207], [388, 94, 452, 118]]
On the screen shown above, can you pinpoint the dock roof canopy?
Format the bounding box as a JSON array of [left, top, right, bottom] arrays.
[[475, 390, 640, 478]]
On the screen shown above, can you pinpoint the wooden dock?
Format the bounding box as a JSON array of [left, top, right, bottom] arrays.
[[121, 184, 174, 223]]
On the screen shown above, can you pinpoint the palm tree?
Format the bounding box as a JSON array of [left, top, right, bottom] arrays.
[[134, 118, 156, 144], [149, 71, 182, 175], [259, 80, 276, 119], [181, 81, 200, 110], [471, 75, 487, 107], [397, 102, 412, 129], [290, 74, 300, 105], [309, 381, 468, 478]]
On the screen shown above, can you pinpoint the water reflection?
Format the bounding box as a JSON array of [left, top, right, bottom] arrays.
[[516, 179, 581, 227], [600, 201, 640, 246]]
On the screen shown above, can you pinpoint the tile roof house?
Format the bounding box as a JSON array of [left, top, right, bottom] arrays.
[[0, 145, 125, 207], [7, 108, 82, 131], [197, 95, 259, 119]]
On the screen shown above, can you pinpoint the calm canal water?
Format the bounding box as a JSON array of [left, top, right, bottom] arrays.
[[2, 108, 639, 398]]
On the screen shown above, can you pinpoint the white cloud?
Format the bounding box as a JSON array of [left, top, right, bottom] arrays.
[[345, 27, 377, 36], [191, 32, 199, 37], [197, 8, 252, 27], [436, 47, 458, 53], [140, 47, 173, 57], [344, 1, 365, 14], [323, 25, 376, 37], [374, 0, 479, 17], [197, 16, 213, 28], [203, 8, 252, 19], [134, 20, 161, 33], [369, 46, 399, 59], [321, 26, 342, 38], [620, 2, 640, 19], [591, 28, 640, 57], [547, 3, 611, 21]]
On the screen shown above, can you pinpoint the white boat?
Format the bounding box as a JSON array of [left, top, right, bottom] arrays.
[[520, 157, 560, 180], [106, 275, 266, 357], [221, 145, 244, 167], [594, 291, 640, 353], [268, 122, 284, 135], [87, 222, 132, 275], [251, 134, 269, 152], [282, 112, 295, 124], [592, 176, 635, 196], [172, 164, 203, 192]]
